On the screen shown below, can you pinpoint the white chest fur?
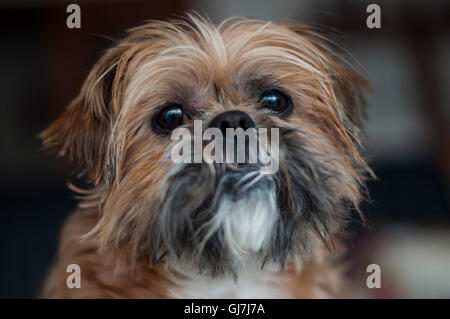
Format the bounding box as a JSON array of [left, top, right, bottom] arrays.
[[169, 270, 290, 299]]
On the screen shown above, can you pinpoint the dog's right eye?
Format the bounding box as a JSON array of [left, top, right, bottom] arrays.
[[152, 104, 184, 133]]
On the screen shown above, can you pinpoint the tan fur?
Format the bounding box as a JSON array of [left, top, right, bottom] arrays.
[[40, 13, 370, 298], [41, 208, 344, 298]]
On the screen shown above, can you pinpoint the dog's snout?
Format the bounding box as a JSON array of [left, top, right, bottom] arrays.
[[209, 110, 255, 134]]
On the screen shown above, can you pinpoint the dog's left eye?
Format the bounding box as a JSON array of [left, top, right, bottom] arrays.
[[259, 89, 292, 115], [152, 104, 184, 133]]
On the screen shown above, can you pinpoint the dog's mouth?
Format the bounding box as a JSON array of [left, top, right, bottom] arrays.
[[210, 164, 269, 199]]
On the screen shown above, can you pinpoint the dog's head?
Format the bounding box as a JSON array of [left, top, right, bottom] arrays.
[[41, 14, 371, 278]]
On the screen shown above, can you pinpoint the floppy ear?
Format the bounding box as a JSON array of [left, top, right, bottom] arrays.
[[284, 23, 370, 136], [328, 54, 370, 135], [40, 48, 122, 185]]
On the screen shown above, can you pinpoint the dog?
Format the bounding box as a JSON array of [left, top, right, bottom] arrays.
[[40, 13, 371, 298]]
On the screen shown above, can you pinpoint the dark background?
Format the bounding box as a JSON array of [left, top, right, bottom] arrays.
[[1, 0, 449, 298]]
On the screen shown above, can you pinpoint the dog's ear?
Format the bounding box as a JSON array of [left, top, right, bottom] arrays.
[[285, 24, 370, 135], [327, 53, 370, 135], [40, 47, 124, 185]]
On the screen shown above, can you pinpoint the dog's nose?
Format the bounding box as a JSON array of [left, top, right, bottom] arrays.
[[209, 110, 255, 134]]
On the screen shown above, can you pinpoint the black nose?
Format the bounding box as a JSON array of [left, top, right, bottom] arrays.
[[209, 110, 255, 134]]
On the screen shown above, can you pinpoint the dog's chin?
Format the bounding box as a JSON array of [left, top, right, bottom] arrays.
[[215, 176, 277, 257], [150, 163, 283, 278]]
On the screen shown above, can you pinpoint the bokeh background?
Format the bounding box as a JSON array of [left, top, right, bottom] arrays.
[[1, 0, 449, 298]]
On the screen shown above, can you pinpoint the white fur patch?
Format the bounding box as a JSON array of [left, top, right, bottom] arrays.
[[215, 180, 277, 257], [169, 268, 289, 298]]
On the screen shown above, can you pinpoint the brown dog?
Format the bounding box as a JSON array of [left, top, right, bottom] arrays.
[[40, 13, 371, 298]]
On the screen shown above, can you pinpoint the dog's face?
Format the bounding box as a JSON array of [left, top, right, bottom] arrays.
[[42, 15, 370, 278]]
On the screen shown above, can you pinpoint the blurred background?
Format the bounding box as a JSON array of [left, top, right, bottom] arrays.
[[1, 0, 449, 298]]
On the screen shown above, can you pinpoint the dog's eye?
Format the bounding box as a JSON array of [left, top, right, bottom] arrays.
[[153, 104, 184, 132], [259, 89, 292, 115]]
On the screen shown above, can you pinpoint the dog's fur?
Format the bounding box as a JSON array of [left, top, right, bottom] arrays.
[[40, 14, 371, 298]]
